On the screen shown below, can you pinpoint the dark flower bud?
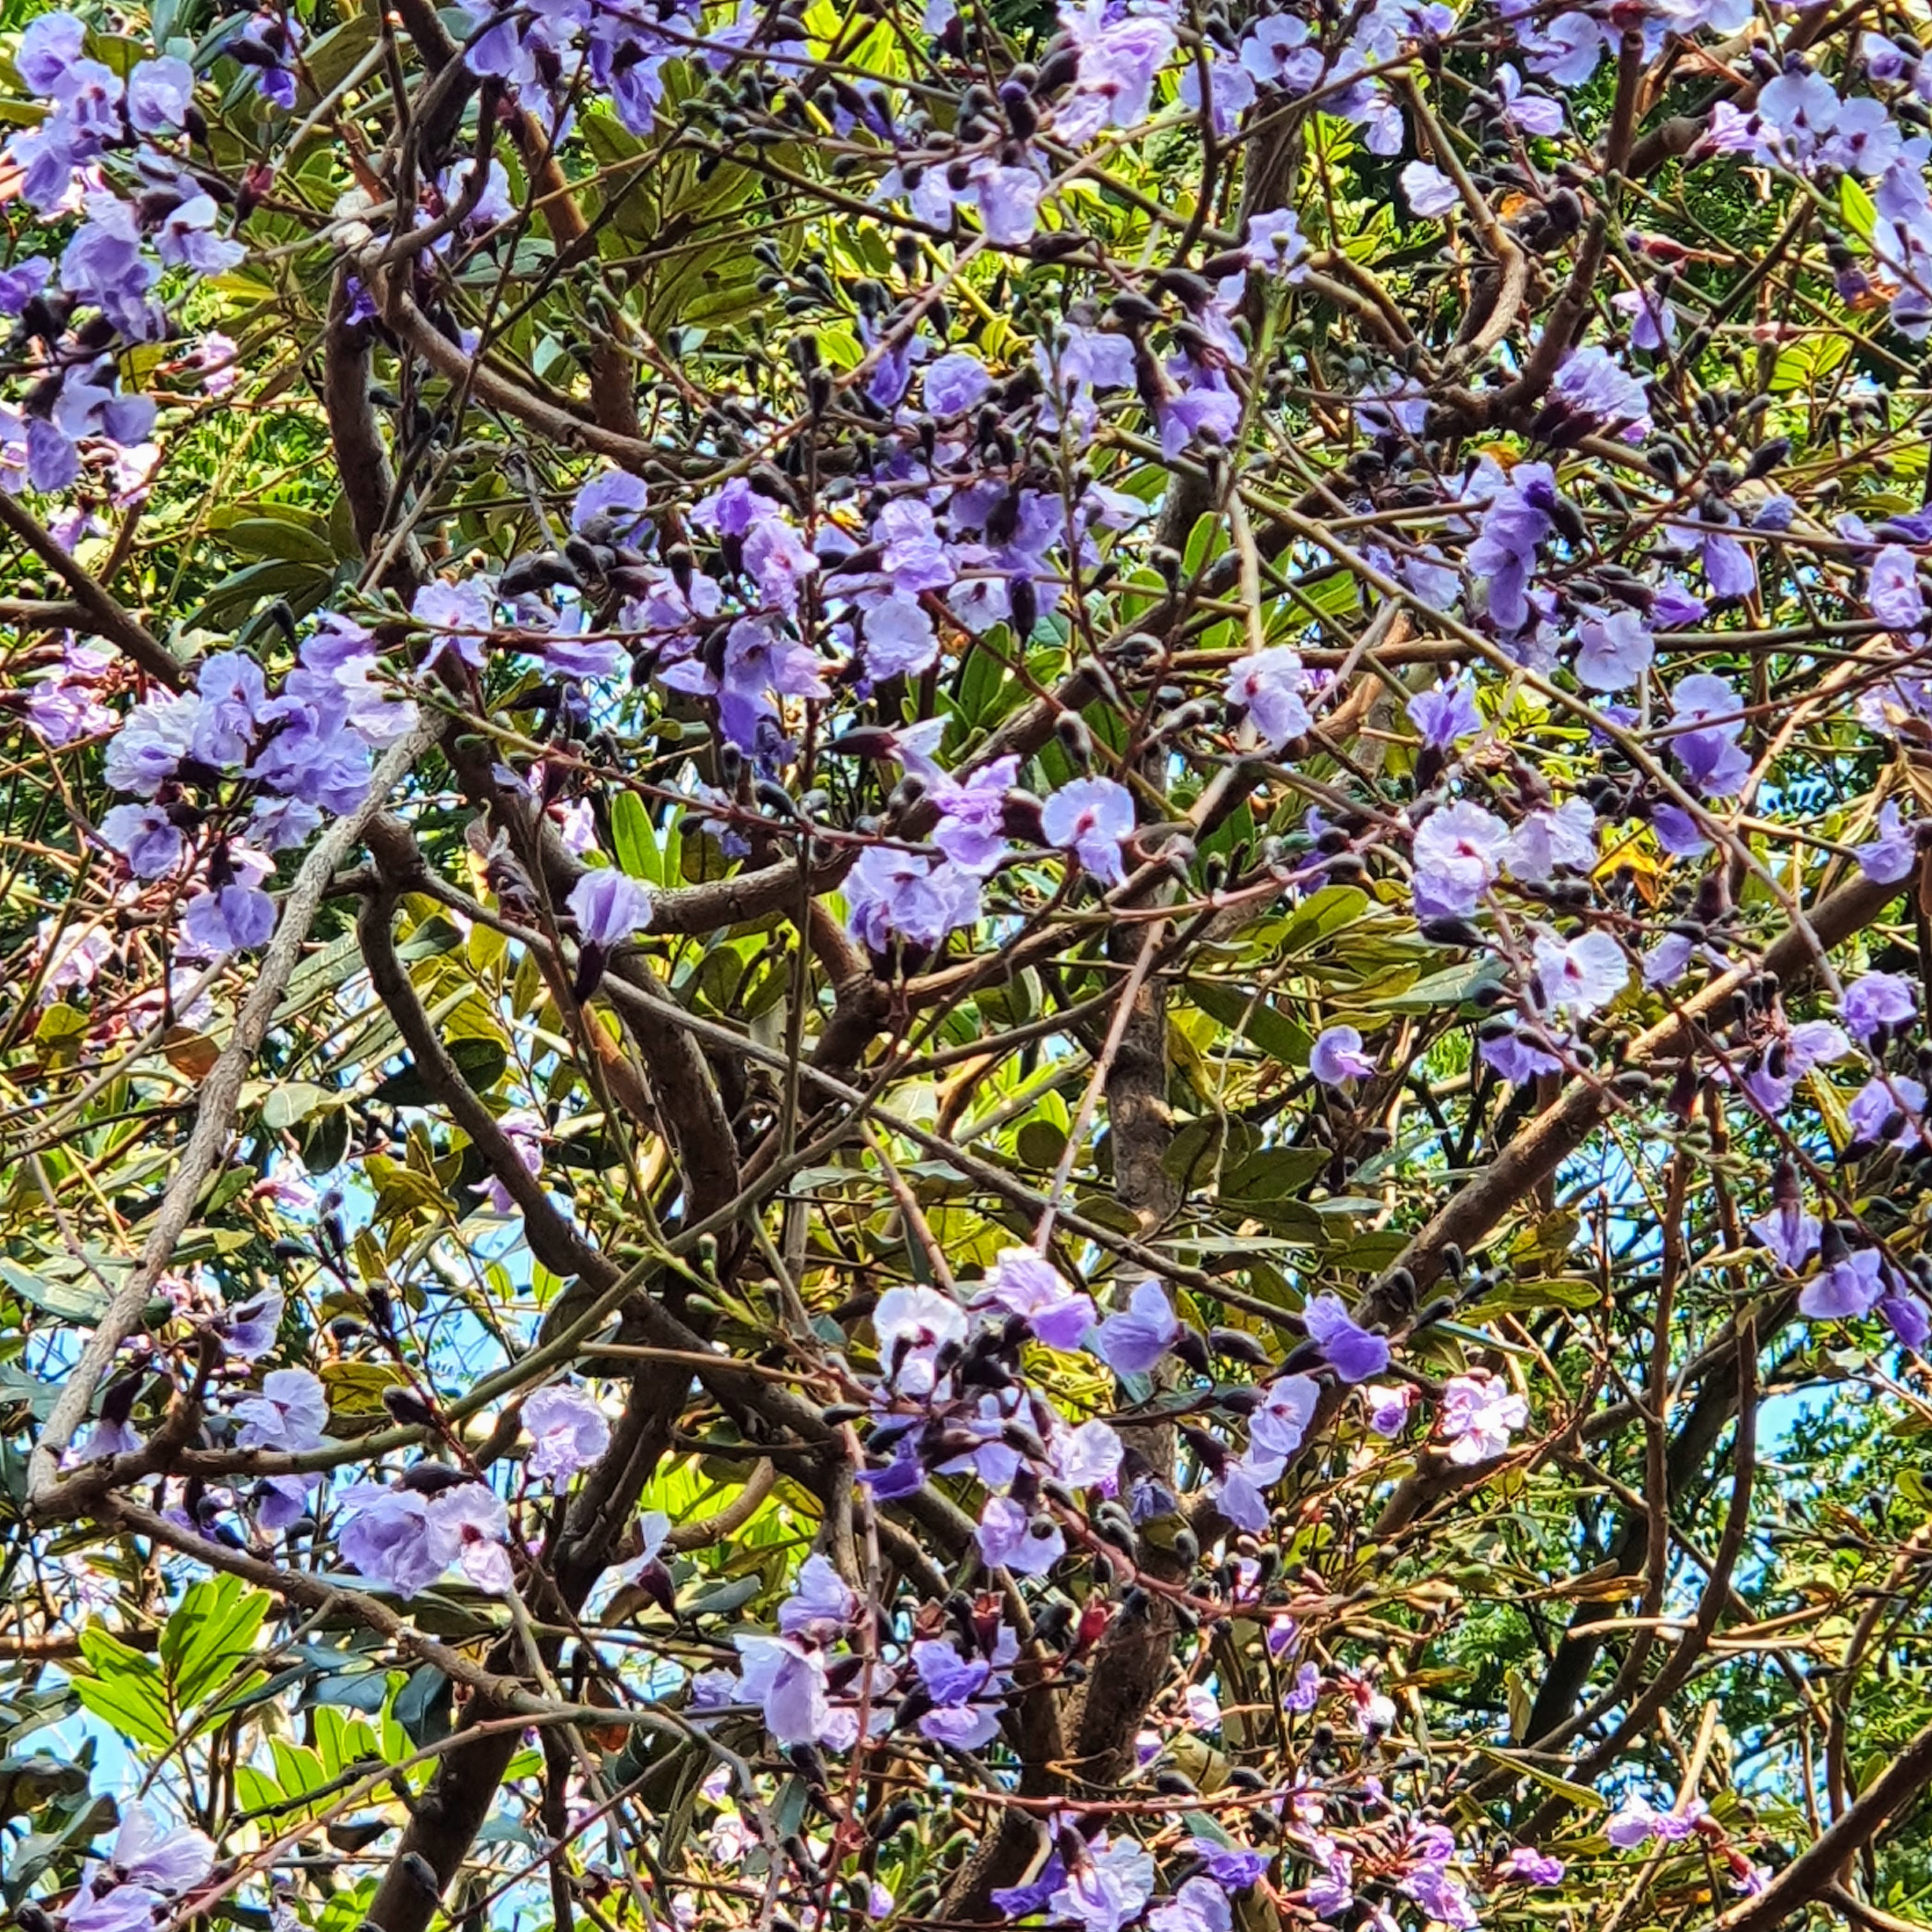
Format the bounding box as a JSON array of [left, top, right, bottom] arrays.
[[1179, 1423, 1229, 1476], [1054, 712, 1094, 769], [1002, 790, 1046, 842], [1171, 1325, 1211, 1374], [1209, 1326, 1271, 1366], [383, 1388, 440, 1429], [400, 1461, 470, 1494], [1009, 572, 1039, 640], [1036, 43, 1081, 91]]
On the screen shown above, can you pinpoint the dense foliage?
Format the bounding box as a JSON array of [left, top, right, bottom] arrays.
[[7, 0, 1932, 1924]]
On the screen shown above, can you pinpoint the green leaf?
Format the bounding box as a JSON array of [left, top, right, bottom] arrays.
[[1275, 885, 1370, 956], [220, 516, 337, 569], [0, 1261, 109, 1324], [162, 1574, 271, 1706], [1187, 980, 1311, 1068], [612, 790, 657, 882], [1220, 1146, 1328, 1202], [74, 1630, 174, 1749], [1367, 956, 1506, 1013], [1842, 172, 1877, 243], [1471, 1745, 1604, 1809], [261, 1081, 335, 1130]]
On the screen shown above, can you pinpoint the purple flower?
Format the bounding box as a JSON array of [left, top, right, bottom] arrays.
[[1496, 1848, 1565, 1886], [1883, 1291, 1931, 1350], [181, 884, 277, 958], [1305, 1850, 1353, 1921], [100, 804, 185, 878], [1048, 1836, 1155, 1932], [1285, 1660, 1321, 1712], [925, 350, 991, 416], [66, 1880, 160, 1932], [523, 1384, 610, 1481], [572, 470, 650, 540], [125, 56, 196, 132], [928, 758, 1017, 875], [1871, 544, 1927, 629], [1849, 1073, 1926, 1148], [1401, 161, 1459, 217], [412, 578, 495, 671], [1651, 804, 1711, 857], [1701, 531, 1757, 602], [1495, 64, 1562, 134], [1042, 776, 1136, 886], [1240, 15, 1321, 88], [1055, 7, 1175, 141], [1800, 1247, 1885, 1320], [194, 650, 267, 767], [1365, 1383, 1415, 1436], [1752, 1199, 1821, 1272], [155, 195, 246, 277], [974, 162, 1044, 244], [993, 1857, 1067, 1920], [1439, 1370, 1527, 1464], [1859, 801, 1917, 885], [1183, 1842, 1268, 1890], [1411, 799, 1508, 921], [442, 1483, 516, 1590], [1149, 1878, 1230, 1932], [219, 1291, 284, 1360], [733, 1635, 832, 1744], [1482, 1027, 1562, 1084], [875, 498, 954, 594], [1310, 1024, 1376, 1085], [874, 1284, 970, 1395], [336, 1485, 446, 1597], [976, 1248, 1096, 1351], [1407, 677, 1482, 748], [60, 197, 161, 338], [1758, 68, 1840, 155], [1401, 1865, 1476, 1931], [861, 592, 937, 679], [1157, 355, 1243, 457], [859, 1434, 927, 1501], [1606, 1801, 1657, 1849], [111, 1807, 213, 1893], [1224, 646, 1310, 746], [976, 1494, 1065, 1575], [337, 1479, 512, 1596], [570, 866, 654, 946], [912, 1638, 999, 1748], [1668, 671, 1753, 798], [772, 1558, 856, 1651], [1054, 1418, 1122, 1492], [105, 693, 199, 797], [1532, 929, 1629, 1022], [1215, 1452, 1278, 1532], [233, 1368, 327, 1452], [1503, 798, 1597, 884], [1550, 345, 1651, 438], [18, 13, 88, 96], [1303, 1293, 1390, 1383], [1574, 608, 1654, 691], [1238, 208, 1309, 282], [1843, 970, 1917, 1043], [1249, 1373, 1320, 1459], [848, 848, 982, 953], [1092, 1279, 1180, 1376]]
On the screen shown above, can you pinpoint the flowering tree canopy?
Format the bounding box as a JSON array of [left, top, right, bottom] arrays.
[[12, 0, 1932, 1920]]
